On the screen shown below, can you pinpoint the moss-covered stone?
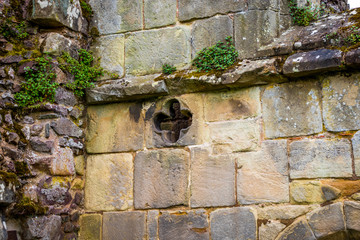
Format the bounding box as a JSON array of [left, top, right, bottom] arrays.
[[79, 214, 102, 240], [11, 196, 48, 216]]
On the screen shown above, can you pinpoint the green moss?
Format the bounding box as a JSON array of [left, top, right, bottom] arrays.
[[80, 0, 93, 22], [90, 27, 100, 37], [14, 161, 31, 176], [12, 196, 47, 216], [0, 170, 20, 186]]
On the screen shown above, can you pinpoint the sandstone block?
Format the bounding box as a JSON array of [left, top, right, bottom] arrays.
[[189, 146, 235, 208], [147, 210, 159, 240], [210, 207, 256, 240], [85, 153, 133, 211], [144, 0, 176, 29], [208, 119, 261, 154], [323, 74, 360, 132], [86, 102, 144, 153], [74, 155, 84, 176], [41, 33, 79, 57], [103, 212, 146, 240], [259, 220, 286, 240], [203, 87, 261, 122], [89, 0, 142, 34], [352, 131, 360, 176], [306, 203, 345, 238], [276, 218, 316, 240], [237, 140, 289, 204], [145, 94, 206, 148], [134, 149, 189, 209], [262, 81, 322, 138], [257, 205, 319, 220], [283, 49, 342, 76], [344, 201, 360, 232], [91, 34, 125, 80], [235, 10, 279, 59], [191, 15, 233, 57], [159, 210, 209, 240], [125, 27, 191, 76], [289, 139, 353, 178], [31, 0, 85, 32], [248, 0, 280, 10], [79, 214, 102, 240], [50, 147, 75, 176], [178, 0, 246, 22]]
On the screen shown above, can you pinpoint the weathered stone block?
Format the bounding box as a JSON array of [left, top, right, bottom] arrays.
[[74, 155, 84, 176], [353, 131, 360, 176], [159, 210, 209, 240], [0, 181, 15, 205], [51, 118, 83, 138], [191, 15, 233, 57], [283, 49, 342, 76], [323, 74, 360, 132], [89, 0, 142, 34], [289, 139, 353, 179], [134, 149, 189, 209], [145, 94, 206, 148], [248, 0, 280, 10], [79, 214, 102, 240], [41, 33, 80, 57], [38, 177, 71, 206], [50, 147, 75, 176], [203, 87, 261, 122], [237, 140, 289, 204], [86, 75, 168, 104], [147, 210, 159, 240], [306, 203, 345, 239], [208, 119, 261, 154], [86, 102, 144, 153], [144, 0, 176, 29], [85, 153, 133, 211], [235, 10, 279, 59], [125, 27, 191, 75], [178, 0, 246, 22], [103, 212, 146, 240], [259, 220, 286, 240], [210, 207, 256, 240], [24, 215, 62, 240], [91, 34, 125, 80], [189, 146, 235, 208], [262, 81, 322, 138], [31, 0, 86, 32], [344, 201, 360, 232], [257, 205, 319, 220], [276, 218, 316, 240]]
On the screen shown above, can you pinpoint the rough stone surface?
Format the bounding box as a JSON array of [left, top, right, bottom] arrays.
[[24, 215, 62, 240], [235, 10, 279, 59], [103, 212, 146, 240], [54, 87, 77, 106], [89, 0, 142, 34], [38, 177, 71, 206], [353, 131, 360, 176], [147, 210, 159, 240], [283, 49, 342, 76], [323, 74, 360, 132], [306, 203, 345, 238], [237, 140, 289, 204], [344, 201, 360, 232], [74, 155, 84, 176], [144, 0, 176, 29], [79, 214, 102, 240], [91, 34, 125, 80], [0, 181, 15, 205], [190, 146, 235, 207], [210, 207, 256, 240], [262, 81, 322, 138], [203, 87, 261, 122], [276, 218, 316, 240], [259, 220, 286, 240], [87, 75, 168, 104], [125, 27, 191, 76], [51, 118, 83, 138], [31, 0, 85, 32], [29, 137, 53, 153], [86, 102, 144, 153], [178, 0, 246, 22], [290, 181, 326, 204], [159, 210, 209, 240], [41, 33, 79, 57], [289, 139, 353, 179], [191, 15, 233, 57], [208, 119, 261, 154], [345, 47, 360, 66], [257, 205, 319, 220], [134, 149, 189, 209], [85, 153, 133, 211], [50, 147, 75, 176]]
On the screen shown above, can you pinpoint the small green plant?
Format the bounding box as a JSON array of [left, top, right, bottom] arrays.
[[80, 0, 93, 21], [162, 64, 176, 75], [192, 36, 238, 72], [344, 26, 360, 45], [14, 56, 58, 107], [288, 0, 321, 26], [0, 20, 29, 40], [58, 49, 104, 97]]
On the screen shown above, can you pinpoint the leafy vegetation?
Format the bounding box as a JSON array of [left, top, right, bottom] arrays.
[[0, 20, 29, 40], [58, 49, 104, 97], [14, 56, 58, 107], [288, 0, 322, 26], [162, 64, 176, 75], [192, 36, 238, 72], [325, 26, 360, 50], [80, 0, 93, 22]]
